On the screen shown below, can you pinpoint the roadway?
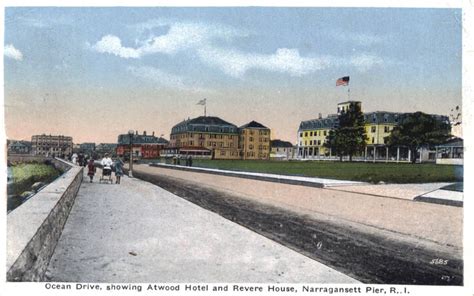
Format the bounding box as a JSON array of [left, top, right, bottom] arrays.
[[129, 164, 463, 285]]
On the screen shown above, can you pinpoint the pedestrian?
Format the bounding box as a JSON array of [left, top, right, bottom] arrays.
[[87, 158, 96, 183], [188, 155, 193, 167], [71, 153, 78, 165], [114, 157, 124, 184]]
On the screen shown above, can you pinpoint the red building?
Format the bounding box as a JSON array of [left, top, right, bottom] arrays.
[[116, 131, 169, 159]]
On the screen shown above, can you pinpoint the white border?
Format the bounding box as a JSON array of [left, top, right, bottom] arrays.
[[1, 1, 472, 296]]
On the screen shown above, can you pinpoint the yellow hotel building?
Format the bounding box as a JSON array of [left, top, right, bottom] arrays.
[[166, 116, 272, 160], [167, 116, 240, 159], [297, 101, 449, 162]]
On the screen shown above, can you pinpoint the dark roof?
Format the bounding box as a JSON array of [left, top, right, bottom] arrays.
[[188, 116, 234, 126], [240, 121, 269, 129], [271, 139, 293, 148], [117, 134, 169, 145], [299, 114, 338, 130], [338, 101, 361, 105], [363, 112, 406, 124], [171, 116, 239, 134]]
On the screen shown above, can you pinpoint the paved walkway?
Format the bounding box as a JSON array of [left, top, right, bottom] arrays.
[[45, 169, 358, 283]]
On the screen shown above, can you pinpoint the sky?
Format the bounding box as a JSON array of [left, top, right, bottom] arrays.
[[3, 7, 462, 143]]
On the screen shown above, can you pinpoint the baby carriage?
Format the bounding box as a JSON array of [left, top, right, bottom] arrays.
[[100, 165, 113, 184]]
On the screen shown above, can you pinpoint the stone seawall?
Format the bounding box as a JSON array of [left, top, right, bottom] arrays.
[[6, 158, 83, 281]]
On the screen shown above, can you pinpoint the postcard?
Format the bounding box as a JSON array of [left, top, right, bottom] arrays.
[[2, 1, 472, 296]]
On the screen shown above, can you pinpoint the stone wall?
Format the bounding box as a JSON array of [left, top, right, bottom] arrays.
[[6, 158, 83, 281]]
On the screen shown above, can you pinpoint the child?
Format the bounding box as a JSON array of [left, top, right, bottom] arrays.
[[87, 158, 96, 183]]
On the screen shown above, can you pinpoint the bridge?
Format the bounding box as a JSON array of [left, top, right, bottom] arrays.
[[6, 159, 463, 285]]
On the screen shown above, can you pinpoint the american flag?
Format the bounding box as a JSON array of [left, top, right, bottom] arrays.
[[196, 98, 206, 105], [336, 76, 350, 86]]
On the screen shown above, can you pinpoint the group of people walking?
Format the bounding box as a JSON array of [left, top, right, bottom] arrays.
[[86, 153, 125, 184]]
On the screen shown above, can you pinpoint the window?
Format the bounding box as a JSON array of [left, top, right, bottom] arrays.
[[310, 131, 313, 136], [310, 140, 313, 145], [220, 150, 226, 156], [249, 144, 254, 150], [384, 126, 390, 133], [323, 131, 327, 136], [371, 126, 376, 133], [300, 133, 303, 137], [250, 137, 254, 142], [372, 137, 375, 143], [305, 132, 308, 137]]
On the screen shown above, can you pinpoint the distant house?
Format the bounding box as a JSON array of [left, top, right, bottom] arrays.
[[31, 134, 73, 157], [270, 139, 294, 160], [7, 141, 32, 155], [79, 143, 96, 156], [436, 138, 463, 165], [96, 143, 118, 157], [116, 131, 168, 159]]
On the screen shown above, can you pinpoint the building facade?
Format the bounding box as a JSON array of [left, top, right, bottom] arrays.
[[297, 114, 338, 159], [168, 116, 240, 159], [96, 143, 118, 157], [270, 139, 294, 160], [116, 131, 168, 159], [297, 101, 449, 162], [239, 121, 271, 160], [31, 134, 73, 157], [7, 141, 32, 155]]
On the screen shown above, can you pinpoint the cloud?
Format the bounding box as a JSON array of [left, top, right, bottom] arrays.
[[92, 19, 385, 77], [4, 44, 23, 61], [91, 20, 246, 58], [127, 66, 210, 92], [91, 35, 141, 59], [197, 47, 333, 78]]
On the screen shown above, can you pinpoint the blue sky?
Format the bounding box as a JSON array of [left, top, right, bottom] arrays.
[[4, 7, 462, 143]]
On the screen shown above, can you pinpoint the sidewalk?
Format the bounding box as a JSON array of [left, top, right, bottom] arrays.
[[45, 169, 359, 283], [151, 163, 462, 206]]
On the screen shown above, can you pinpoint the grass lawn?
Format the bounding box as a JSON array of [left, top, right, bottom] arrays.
[[184, 159, 463, 184], [11, 163, 61, 184]]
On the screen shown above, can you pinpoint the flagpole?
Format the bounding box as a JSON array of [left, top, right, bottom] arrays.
[[204, 98, 207, 117], [348, 86, 350, 100]]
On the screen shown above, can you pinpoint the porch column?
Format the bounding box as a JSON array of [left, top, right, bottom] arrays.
[[396, 147, 400, 163], [329, 148, 332, 159], [386, 147, 389, 162], [408, 149, 411, 162], [373, 146, 376, 163], [365, 146, 368, 162]]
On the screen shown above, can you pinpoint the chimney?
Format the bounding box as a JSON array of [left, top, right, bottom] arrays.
[[143, 131, 146, 136], [135, 130, 138, 135], [152, 131, 155, 136], [318, 113, 322, 119]]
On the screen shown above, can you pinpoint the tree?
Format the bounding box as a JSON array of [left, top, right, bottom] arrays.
[[386, 112, 451, 164], [324, 103, 367, 161]]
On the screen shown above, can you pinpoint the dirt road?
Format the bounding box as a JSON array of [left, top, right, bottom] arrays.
[[132, 164, 463, 285]]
